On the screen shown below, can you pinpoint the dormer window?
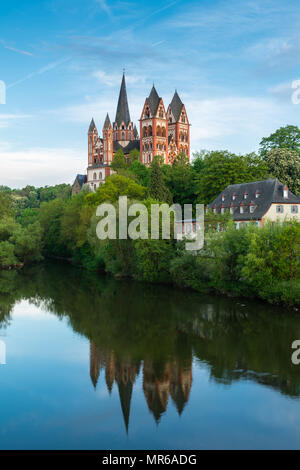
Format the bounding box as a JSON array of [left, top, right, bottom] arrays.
[[244, 192, 248, 199], [240, 203, 244, 214], [213, 205, 217, 214], [232, 194, 236, 201], [221, 206, 225, 214], [249, 202, 255, 214], [221, 194, 225, 202], [283, 185, 289, 199], [255, 191, 260, 199], [230, 204, 234, 215]]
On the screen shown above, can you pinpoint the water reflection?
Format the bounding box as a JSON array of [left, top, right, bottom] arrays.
[[0, 261, 300, 434]]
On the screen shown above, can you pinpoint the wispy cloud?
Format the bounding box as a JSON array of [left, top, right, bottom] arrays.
[[96, 0, 113, 17], [4, 45, 33, 56], [7, 57, 71, 89], [0, 40, 33, 56]]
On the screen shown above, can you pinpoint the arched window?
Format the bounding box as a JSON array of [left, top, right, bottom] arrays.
[[162, 127, 166, 137], [93, 173, 97, 180], [148, 125, 152, 136], [122, 131, 125, 140], [145, 107, 150, 118], [156, 126, 161, 136], [143, 127, 147, 138]]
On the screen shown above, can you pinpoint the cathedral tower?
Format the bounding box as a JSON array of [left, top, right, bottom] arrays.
[[88, 118, 98, 166], [167, 91, 190, 163], [140, 86, 168, 165], [103, 113, 113, 164], [113, 73, 134, 146]]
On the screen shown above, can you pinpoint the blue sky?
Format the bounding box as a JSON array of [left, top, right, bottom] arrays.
[[1, 0, 300, 187]]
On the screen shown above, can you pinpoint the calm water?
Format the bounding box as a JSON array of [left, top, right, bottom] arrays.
[[0, 262, 299, 449]]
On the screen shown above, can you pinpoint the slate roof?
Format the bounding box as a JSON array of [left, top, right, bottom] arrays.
[[88, 163, 109, 169], [148, 85, 161, 116], [207, 178, 300, 221], [74, 174, 87, 187], [115, 73, 131, 126], [88, 118, 97, 133], [169, 91, 184, 122], [103, 113, 111, 129], [113, 140, 140, 155]]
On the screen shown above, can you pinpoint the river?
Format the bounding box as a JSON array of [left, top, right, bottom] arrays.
[[0, 261, 299, 449]]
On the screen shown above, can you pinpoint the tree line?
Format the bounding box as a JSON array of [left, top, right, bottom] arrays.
[[0, 125, 300, 306]]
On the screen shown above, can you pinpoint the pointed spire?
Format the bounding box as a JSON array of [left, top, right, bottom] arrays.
[[88, 118, 97, 133], [103, 113, 111, 129], [117, 380, 133, 434], [133, 125, 138, 139], [148, 85, 160, 116], [170, 91, 184, 122], [115, 73, 131, 126]]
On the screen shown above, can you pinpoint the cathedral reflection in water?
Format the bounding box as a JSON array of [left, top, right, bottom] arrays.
[[89, 342, 192, 432]]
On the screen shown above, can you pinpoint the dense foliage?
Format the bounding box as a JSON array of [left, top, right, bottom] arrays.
[[1, 125, 300, 307]]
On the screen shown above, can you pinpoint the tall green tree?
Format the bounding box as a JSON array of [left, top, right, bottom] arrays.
[[110, 149, 127, 171], [148, 157, 172, 203], [265, 148, 300, 195], [163, 155, 197, 206], [259, 125, 300, 156]]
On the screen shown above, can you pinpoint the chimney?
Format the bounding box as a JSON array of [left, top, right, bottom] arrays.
[[283, 185, 288, 199]]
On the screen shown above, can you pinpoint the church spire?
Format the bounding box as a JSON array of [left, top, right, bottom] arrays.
[[115, 73, 131, 126]]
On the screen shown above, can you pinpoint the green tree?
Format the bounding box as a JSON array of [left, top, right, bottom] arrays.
[[195, 151, 269, 205], [110, 149, 127, 171], [265, 148, 300, 195], [0, 193, 14, 218], [127, 148, 140, 166], [85, 174, 146, 207], [259, 125, 300, 156], [129, 160, 149, 186], [163, 155, 197, 206], [10, 222, 43, 264], [148, 157, 172, 203], [0, 242, 17, 268]]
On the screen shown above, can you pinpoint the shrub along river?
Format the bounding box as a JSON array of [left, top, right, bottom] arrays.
[[0, 261, 299, 449]]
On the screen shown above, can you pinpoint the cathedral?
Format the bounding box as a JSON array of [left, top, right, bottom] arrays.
[[72, 73, 190, 194]]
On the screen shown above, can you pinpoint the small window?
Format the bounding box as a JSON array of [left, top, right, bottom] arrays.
[[250, 205, 255, 213], [291, 205, 298, 213], [276, 205, 284, 213], [244, 193, 248, 199]]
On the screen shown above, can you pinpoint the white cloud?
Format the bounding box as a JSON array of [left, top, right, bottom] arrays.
[[0, 145, 86, 188], [0, 113, 32, 128], [92, 70, 146, 87], [187, 95, 294, 153]]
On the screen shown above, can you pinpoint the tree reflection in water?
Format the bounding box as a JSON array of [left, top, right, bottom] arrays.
[[0, 261, 299, 432]]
